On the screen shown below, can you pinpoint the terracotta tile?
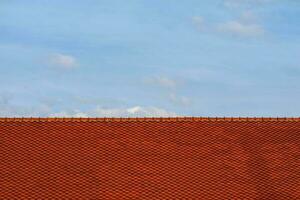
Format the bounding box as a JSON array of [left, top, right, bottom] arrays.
[[0, 117, 300, 199]]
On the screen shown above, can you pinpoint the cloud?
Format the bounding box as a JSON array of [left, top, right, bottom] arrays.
[[144, 76, 191, 107], [49, 106, 178, 117], [0, 93, 177, 117], [239, 10, 258, 23], [0, 104, 52, 117], [217, 20, 264, 37], [95, 106, 178, 117], [192, 16, 206, 31], [0, 105, 177, 117], [144, 76, 181, 90], [168, 93, 191, 106], [49, 53, 78, 69], [127, 106, 141, 114], [49, 111, 89, 118], [224, 0, 273, 8], [0, 92, 178, 117], [193, 11, 265, 38], [0, 92, 13, 105], [217, 10, 264, 37]]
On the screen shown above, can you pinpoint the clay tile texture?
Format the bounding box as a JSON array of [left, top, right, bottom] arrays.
[[1, 117, 300, 199]]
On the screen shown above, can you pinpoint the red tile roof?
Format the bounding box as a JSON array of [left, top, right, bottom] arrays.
[[1, 117, 300, 199]]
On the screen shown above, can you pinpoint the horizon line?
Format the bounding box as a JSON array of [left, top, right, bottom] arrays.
[[1, 117, 300, 122]]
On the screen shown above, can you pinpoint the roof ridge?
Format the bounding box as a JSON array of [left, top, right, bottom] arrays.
[[0, 117, 300, 122]]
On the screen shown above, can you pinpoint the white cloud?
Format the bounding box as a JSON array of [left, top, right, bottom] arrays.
[[0, 105, 177, 117], [0, 93, 177, 117], [93, 107, 128, 117], [192, 16, 206, 31], [144, 76, 192, 107], [217, 20, 264, 37], [193, 11, 265, 38], [127, 106, 142, 114], [0, 104, 52, 117], [0, 93, 54, 117], [0, 92, 13, 105], [239, 10, 258, 23], [49, 111, 88, 118], [49, 53, 78, 69], [168, 93, 191, 106], [224, 0, 273, 8], [93, 106, 178, 117], [49, 106, 178, 117], [144, 76, 180, 90]]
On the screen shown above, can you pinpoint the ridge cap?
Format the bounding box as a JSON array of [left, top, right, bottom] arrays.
[[0, 117, 300, 122]]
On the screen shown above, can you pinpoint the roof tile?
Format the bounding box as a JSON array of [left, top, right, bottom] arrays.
[[1, 117, 300, 199]]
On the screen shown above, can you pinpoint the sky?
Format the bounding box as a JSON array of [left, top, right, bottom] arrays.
[[0, 0, 300, 117]]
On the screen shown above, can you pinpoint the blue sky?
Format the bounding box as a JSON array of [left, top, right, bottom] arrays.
[[0, 0, 300, 117]]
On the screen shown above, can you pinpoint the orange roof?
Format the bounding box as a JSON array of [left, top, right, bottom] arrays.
[[1, 117, 300, 199]]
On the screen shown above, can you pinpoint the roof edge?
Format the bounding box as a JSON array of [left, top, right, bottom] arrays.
[[0, 117, 300, 122]]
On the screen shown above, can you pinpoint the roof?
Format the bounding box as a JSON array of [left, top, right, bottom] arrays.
[[1, 117, 300, 199]]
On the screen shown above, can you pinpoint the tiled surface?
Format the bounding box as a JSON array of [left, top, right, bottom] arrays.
[[1, 118, 300, 199]]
